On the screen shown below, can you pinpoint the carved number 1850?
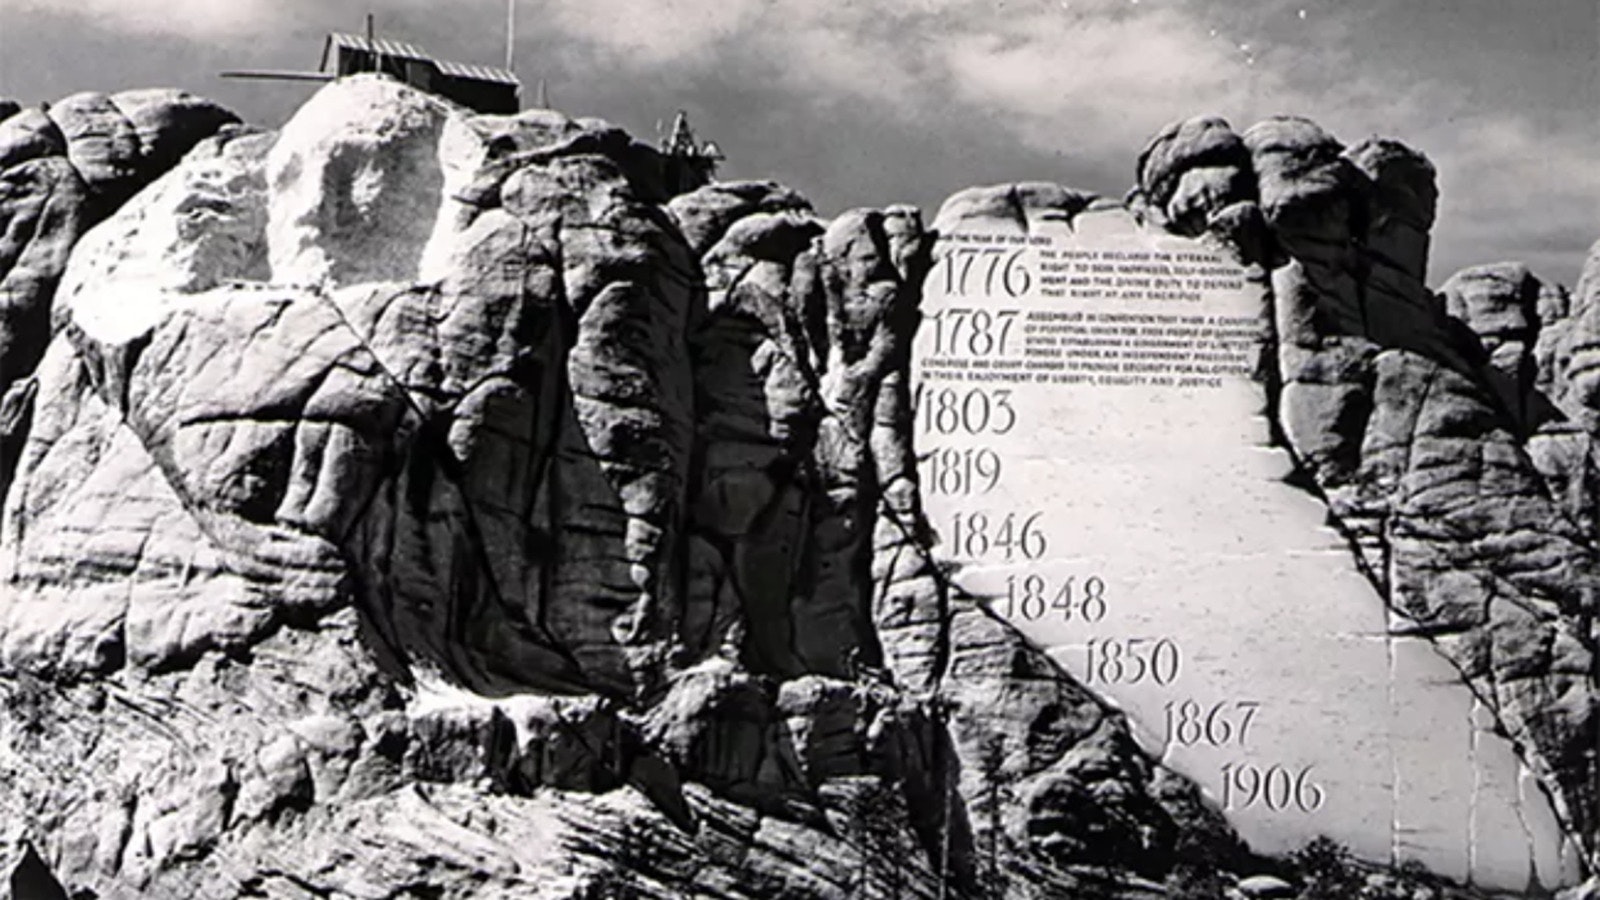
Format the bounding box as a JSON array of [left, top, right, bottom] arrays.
[[1083, 638, 1181, 686]]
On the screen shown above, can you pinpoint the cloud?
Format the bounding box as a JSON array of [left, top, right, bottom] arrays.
[[938, 4, 1273, 158], [12, 0, 1589, 281], [529, 0, 1597, 281], [1424, 111, 1600, 283], [8, 0, 291, 39], [543, 0, 762, 66], [531, 0, 1316, 155]]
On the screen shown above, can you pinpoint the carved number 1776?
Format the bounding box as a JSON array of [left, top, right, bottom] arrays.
[[940, 248, 1032, 299]]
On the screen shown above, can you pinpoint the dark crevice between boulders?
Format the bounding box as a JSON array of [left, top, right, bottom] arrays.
[[0, 374, 37, 507], [9, 842, 70, 900]]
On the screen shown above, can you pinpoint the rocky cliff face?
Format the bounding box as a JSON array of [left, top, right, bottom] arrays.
[[0, 77, 1240, 899], [1135, 115, 1600, 879], [2, 74, 1595, 900], [0, 88, 239, 501]]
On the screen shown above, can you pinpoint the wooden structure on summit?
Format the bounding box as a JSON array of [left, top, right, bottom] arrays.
[[319, 32, 520, 114], [220, 11, 728, 189], [221, 18, 520, 115]]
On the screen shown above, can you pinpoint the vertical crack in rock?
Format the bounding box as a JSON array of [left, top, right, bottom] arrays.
[[1470, 694, 1482, 881], [1388, 623, 1402, 868], [1515, 761, 1544, 894]]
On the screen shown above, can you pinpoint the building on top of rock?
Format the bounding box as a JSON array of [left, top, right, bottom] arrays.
[[660, 109, 725, 195], [319, 32, 521, 113], [222, 23, 521, 115]]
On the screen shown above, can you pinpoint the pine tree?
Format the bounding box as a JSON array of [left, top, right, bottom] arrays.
[[977, 732, 1009, 900], [849, 777, 907, 900]]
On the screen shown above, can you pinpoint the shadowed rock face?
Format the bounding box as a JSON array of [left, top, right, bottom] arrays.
[[1544, 244, 1600, 424], [1140, 114, 1600, 876], [0, 77, 1239, 899]]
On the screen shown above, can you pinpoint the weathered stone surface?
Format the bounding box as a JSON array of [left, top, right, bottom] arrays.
[[45, 90, 238, 212], [1187, 114, 1600, 875], [18, 73, 1590, 899], [1344, 137, 1437, 281], [0, 77, 1247, 899], [0, 156, 86, 390], [0, 108, 67, 170], [935, 181, 1101, 234], [1135, 115, 1256, 235], [667, 179, 813, 255], [1440, 262, 1569, 434], [0, 88, 238, 508]]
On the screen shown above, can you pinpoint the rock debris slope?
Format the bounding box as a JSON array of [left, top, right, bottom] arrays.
[[0, 76, 1239, 899], [1135, 115, 1599, 880]]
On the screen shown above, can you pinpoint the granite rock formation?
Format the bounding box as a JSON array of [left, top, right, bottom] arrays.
[[6, 70, 1596, 900], [1136, 115, 1600, 882], [0, 76, 1241, 899], [0, 90, 239, 500]]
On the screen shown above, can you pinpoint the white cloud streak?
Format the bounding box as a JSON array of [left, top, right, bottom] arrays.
[[527, 0, 1597, 282], [24, 0, 1589, 281], [9, 0, 290, 38]]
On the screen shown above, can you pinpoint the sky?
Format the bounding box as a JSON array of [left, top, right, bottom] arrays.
[[1, 0, 1596, 286]]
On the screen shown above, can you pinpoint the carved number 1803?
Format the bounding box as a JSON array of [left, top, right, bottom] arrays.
[[914, 387, 1017, 436]]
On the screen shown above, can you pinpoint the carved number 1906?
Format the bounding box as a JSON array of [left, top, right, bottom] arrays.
[[1219, 763, 1325, 813]]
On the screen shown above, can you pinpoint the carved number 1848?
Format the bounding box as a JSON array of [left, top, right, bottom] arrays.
[[1002, 574, 1107, 622]]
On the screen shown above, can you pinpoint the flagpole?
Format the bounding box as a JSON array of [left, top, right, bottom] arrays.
[[505, 0, 516, 72]]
